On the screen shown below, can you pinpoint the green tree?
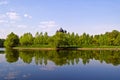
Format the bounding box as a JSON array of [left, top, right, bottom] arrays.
[[0, 39, 5, 47], [105, 30, 119, 46], [50, 32, 69, 48], [114, 33, 120, 46], [34, 32, 45, 45], [79, 33, 91, 47], [20, 33, 33, 46], [70, 32, 75, 45], [34, 32, 40, 44], [43, 32, 49, 45], [4, 32, 19, 48]]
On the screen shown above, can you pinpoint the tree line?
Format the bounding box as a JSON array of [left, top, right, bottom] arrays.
[[3, 28, 120, 48]]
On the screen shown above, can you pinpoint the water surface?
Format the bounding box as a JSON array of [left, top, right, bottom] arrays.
[[0, 48, 120, 80]]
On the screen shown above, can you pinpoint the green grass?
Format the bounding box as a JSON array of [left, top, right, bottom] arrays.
[[14, 44, 120, 49], [81, 45, 120, 48], [15, 44, 54, 48]]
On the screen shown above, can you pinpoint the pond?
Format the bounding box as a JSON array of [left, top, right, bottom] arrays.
[[0, 48, 120, 80]]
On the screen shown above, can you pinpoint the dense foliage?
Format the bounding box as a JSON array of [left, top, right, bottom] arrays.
[[3, 28, 120, 48], [20, 33, 33, 46], [0, 39, 5, 47], [4, 32, 19, 48]]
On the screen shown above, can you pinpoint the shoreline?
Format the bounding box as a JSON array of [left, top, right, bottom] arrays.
[[13, 47, 120, 51]]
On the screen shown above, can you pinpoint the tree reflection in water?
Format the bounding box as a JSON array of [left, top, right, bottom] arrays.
[[5, 49, 19, 63], [5, 49, 120, 66]]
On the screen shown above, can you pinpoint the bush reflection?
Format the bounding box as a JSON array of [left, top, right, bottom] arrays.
[[5, 49, 120, 66]]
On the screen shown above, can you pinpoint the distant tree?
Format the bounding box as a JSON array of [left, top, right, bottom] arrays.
[[43, 32, 49, 45], [34, 32, 40, 44], [38, 32, 44, 44], [0, 39, 5, 47], [50, 32, 69, 47], [74, 33, 79, 45], [70, 32, 75, 45], [66, 32, 71, 45], [4, 32, 19, 48], [56, 28, 67, 33], [114, 33, 120, 46], [92, 35, 100, 46], [5, 29, 120, 48], [34, 32, 49, 45], [34, 32, 44, 45], [20, 33, 33, 46], [79, 33, 91, 47], [105, 30, 119, 46]]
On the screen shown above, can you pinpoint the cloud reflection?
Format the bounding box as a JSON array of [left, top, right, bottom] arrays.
[[39, 62, 58, 71], [0, 54, 5, 63], [4, 72, 18, 80], [22, 73, 31, 78]]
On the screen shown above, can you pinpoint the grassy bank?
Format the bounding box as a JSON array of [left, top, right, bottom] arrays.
[[13, 45, 120, 51], [80, 45, 120, 48]]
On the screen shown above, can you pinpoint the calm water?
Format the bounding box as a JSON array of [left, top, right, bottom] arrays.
[[0, 48, 120, 80]]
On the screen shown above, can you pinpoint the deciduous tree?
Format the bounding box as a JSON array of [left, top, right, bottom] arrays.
[[4, 32, 19, 48]]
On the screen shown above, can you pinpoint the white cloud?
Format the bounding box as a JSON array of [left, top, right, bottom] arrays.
[[17, 24, 27, 28], [0, 29, 9, 38], [9, 21, 16, 24], [0, 11, 33, 38], [0, 14, 6, 19], [0, 14, 7, 24], [0, 19, 8, 24], [39, 21, 58, 29], [0, 0, 8, 5], [24, 14, 32, 19], [6, 11, 20, 20], [37, 21, 58, 34]]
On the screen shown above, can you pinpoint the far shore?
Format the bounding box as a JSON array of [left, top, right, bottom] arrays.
[[13, 47, 120, 51]]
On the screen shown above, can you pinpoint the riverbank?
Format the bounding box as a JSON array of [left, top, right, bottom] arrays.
[[13, 47, 120, 51]]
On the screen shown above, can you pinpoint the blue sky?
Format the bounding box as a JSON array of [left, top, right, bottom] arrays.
[[0, 0, 120, 38]]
